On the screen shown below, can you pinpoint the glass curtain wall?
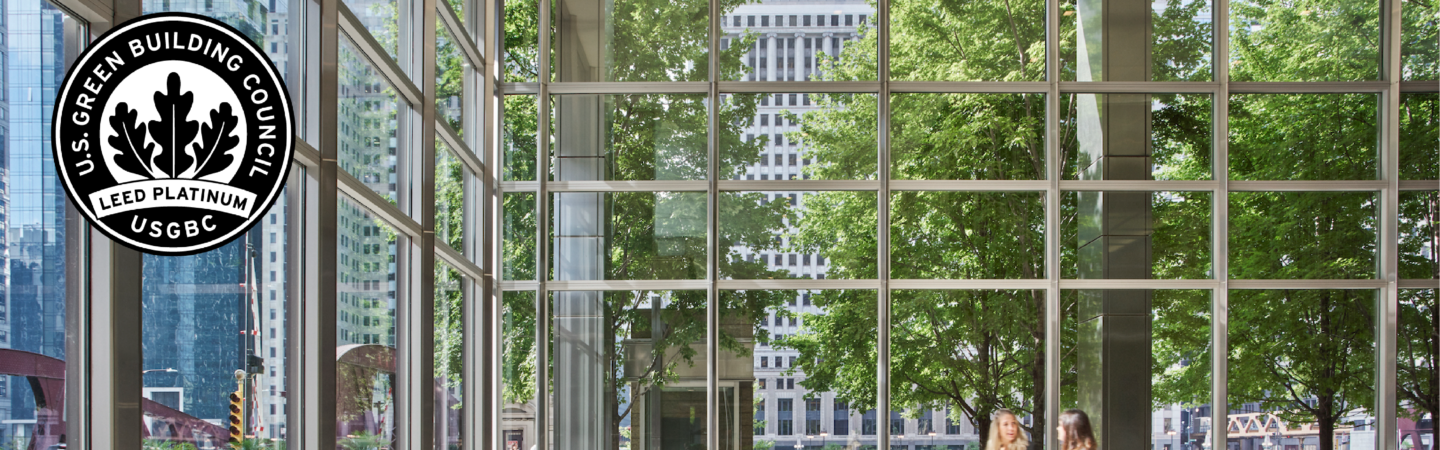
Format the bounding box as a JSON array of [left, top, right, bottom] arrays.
[[497, 0, 1438, 449]]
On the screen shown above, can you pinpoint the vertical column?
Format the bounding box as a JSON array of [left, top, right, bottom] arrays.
[[706, 0, 721, 446], [306, 0, 342, 444], [876, 0, 891, 446], [1211, 0, 1230, 445], [404, 0, 439, 445], [1376, 0, 1402, 446], [820, 33, 831, 78], [766, 34, 777, 81], [478, 0, 502, 444]]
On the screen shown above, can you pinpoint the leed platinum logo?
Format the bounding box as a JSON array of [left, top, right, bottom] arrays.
[[53, 13, 293, 256]]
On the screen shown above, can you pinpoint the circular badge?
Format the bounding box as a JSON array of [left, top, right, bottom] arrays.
[[53, 12, 294, 256]]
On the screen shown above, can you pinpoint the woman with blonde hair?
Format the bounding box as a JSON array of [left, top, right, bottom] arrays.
[[984, 409, 1029, 450], [1055, 409, 1098, 450]]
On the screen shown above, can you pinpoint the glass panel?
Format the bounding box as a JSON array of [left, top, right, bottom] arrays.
[[722, 93, 877, 181], [1228, 94, 1377, 181], [1400, 93, 1439, 180], [1061, 191, 1212, 280], [1062, 93, 1213, 180], [1060, 290, 1213, 450], [721, 191, 879, 280], [1402, 0, 1437, 80], [500, 290, 539, 450], [891, 290, 1046, 449], [547, 290, 709, 448], [1228, 0, 1380, 81], [721, 289, 879, 449], [550, 192, 706, 281], [503, 192, 537, 280], [436, 144, 465, 252], [1226, 289, 1376, 450], [504, 95, 538, 181], [504, 0, 538, 82], [1397, 289, 1437, 449], [553, 0, 707, 82], [1229, 192, 1376, 279], [335, 195, 400, 449], [444, 0, 463, 29], [889, 0, 1044, 81], [892, 93, 1047, 180], [340, 36, 403, 204], [1401, 191, 1438, 279], [434, 261, 464, 450], [437, 19, 465, 135], [342, 0, 400, 62], [551, 94, 708, 181], [719, 3, 877, 81], [1060, 0, 1213, 81], [891, 192, 1045, 279], [142, 0, 269, 41], [141, 193, 289, 448]]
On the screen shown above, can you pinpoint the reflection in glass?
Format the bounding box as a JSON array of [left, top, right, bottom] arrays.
[[1229, 192, 1376, 279], [1227, 289, 1375, 450], [1402, 1, 1438, 80], [1062, 94, 1212, 180], [340, 37, 403, 204], [500, 291, 538, 450], [1397, 289, 1437, 449], [719, 2, 877, 81], [1228, 94, 1377, 181], [1061, 290, 1212, 450], [1400, 191, 1438, 279], [891, 192, 1044, 279], [891, 290, 1045, 448], [503, 192, 536, 280], [436, 144, 465, 251], [503, 95, 537, 181], [1400, 93, 1439, 180], [335, 196, 399, 449], [552, 94, 708, 181], [550, 192, 706, 281], [719, 191, 878, 280], [890, 0, 1045, 81], [1060, 0, 1212, 81], [437, 20, 465, 135], [553, 0, 707, 82], [891, 94, 1046, 180], [1061, 191, 1212, 280], [434, 261, 464, 450], [548, 290, 710, 448], [1229, 0, 1379, 81], [721, 93, 878, 181], [341, 0, 401, 62]]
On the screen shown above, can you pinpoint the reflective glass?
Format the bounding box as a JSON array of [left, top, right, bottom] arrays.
[[1061, 191, 1212, 280], [436, 143, 465, 252], [1228, 0, 1380, 81], [721, 93, 877, 181], [1060, 289, 1213, 450], [335, 195, 400, 449], [891, 290, 1046, 449], [437, 20, 465, 136], [719, 289, 879, 449], [890, 0, 1044, 81], [891, 191, 1045, 279], [339, 36, 403, 204], [342, 0, 401, 63], [721, 191, 878, 280], [1402, 0, 1438, 80], [1228, 94, 1377, 181], [503, 0, 538, 82], [1397, 289, 1437, 449], [500, 290, 538, 450], [1229, 192, 1376, 279], [547, 290, 709, 447], [1400, 93, 1439, 181], [1062, 93, 1213, 180], [1226, 289, 1376, 450], [719, 3, 877, 81], [550, 192, 707, 280], [503, 95, 537, 181], [553, 0, 707, 82], [1400, 191, 1438, 279], [552, 94, 708, 181], [503, 192, 536, 280], [434, 261, 464, 450], [1060, 0, 1212, 81], [892, 94, 1047, 180]]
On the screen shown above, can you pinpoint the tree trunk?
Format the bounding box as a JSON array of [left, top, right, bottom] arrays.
[[977, 417, 993, 445], [1316, 400, 1334, 450]]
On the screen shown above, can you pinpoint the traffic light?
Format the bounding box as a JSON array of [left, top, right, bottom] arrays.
[[228, 390, 244, 445]]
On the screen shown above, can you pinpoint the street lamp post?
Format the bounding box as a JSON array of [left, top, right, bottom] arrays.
[[1169, 430, 1178, 450]]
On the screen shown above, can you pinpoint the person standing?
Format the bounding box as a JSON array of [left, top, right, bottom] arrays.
[[984, 409, 1030, 450], [1055, 409, 1098, 450]]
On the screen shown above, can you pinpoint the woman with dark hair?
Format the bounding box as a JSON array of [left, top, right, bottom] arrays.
[[984, 409, 1029, 450], [1055, 409, 1097, 450]]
